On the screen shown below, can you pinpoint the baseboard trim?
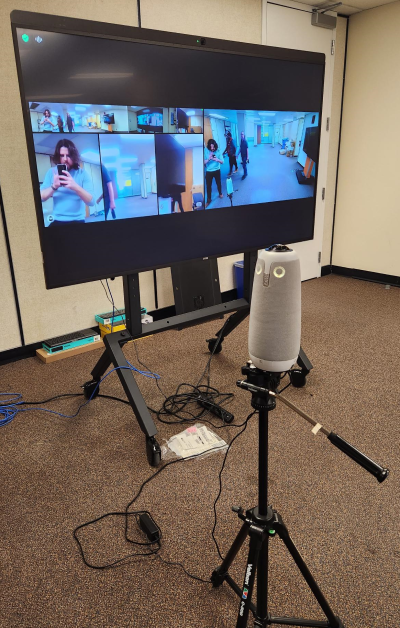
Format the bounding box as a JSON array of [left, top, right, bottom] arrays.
[[323, 265, 399, 287], [0, 289, 240, 366]]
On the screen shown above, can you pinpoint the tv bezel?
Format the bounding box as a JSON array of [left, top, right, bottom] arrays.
[[11, 10, 325, 289]]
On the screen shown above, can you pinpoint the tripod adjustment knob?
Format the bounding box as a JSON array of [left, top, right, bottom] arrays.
[[232, 505, 243, 514]]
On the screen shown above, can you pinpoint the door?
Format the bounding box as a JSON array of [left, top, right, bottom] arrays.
[[294, 117, 305, 157], [263, 0, 336, 280]]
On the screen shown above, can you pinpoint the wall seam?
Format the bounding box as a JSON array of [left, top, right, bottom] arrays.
[[329, 14, 349, 266], [0, 184, 25, 345]]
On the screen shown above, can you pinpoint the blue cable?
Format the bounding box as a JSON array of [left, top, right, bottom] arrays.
[[0, 360, 160, 428], [105, 279, 116, 332]]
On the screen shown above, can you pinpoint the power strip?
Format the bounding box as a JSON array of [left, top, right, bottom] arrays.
[[197, 397, 234, 423]]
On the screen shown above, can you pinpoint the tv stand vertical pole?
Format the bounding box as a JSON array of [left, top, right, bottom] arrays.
[[206, 250, 257, 353]]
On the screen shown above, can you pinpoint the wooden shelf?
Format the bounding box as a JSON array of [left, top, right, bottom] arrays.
[[36, 339, 104, 364]]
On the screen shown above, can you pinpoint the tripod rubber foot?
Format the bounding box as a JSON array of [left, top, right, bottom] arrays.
[[146, 436, 161, 467]]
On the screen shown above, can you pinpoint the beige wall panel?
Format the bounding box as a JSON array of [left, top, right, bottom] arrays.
[[155, 268, 174, 309], [0, 214, 21, 351], [0, 0, 138, 345], [332, 3, 400, 275], [322, 16, 346, 267], [141, 0, 262, 43]]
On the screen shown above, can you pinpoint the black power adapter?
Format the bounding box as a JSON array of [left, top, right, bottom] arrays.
[[139, 513, 160, 543], [197, 397, 234, 423]]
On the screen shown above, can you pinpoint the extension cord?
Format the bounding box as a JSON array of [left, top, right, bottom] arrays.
[[197, 397, 234, 423]]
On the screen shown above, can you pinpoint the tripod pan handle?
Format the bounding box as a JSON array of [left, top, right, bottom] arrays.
[[327, 432, 388, 483]]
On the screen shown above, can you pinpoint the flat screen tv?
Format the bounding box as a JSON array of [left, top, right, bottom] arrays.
[[103, 113, 115, 124], [11, 11, 324, 289]]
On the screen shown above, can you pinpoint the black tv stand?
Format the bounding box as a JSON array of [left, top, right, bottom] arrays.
[[83, 251, 313, 466], [83, 256, 254, 466]]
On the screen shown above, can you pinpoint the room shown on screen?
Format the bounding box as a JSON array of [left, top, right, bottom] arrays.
[[29, 102, 134, 133], [155, 134, 204, 214], [203, 109, 319, 209], [29, 102, 205, 137]]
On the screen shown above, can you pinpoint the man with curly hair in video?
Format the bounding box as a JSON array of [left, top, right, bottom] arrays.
[[40, 138, 94, 225]]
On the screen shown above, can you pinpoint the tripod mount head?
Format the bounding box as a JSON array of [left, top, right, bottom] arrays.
[[237, 361, 389, 484], [240, 361, 281, 411]]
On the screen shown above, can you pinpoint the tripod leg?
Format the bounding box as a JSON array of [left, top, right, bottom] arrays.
[[211, 522, 249, 587], [274, 514, 343, 628], [235, 525, 265, 628], [255, 526, 269, 626]]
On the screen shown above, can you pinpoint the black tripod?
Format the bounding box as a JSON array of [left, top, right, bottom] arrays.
[[212, 364, 345, 628], [212, 363, 388, 627]]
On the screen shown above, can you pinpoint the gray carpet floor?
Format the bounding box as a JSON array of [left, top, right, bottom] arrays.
[[0, 274, 399, 628]]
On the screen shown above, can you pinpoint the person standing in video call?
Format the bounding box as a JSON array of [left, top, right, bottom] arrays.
[[97, 164, 116, 220], [237, 131, 249, 180], [204, 139, 224, 208], [39, 109, 55, 132], [40, 139, 94, 225], [56, 115, 64, 133], [223, 131, 238, 175], [66, 112, 75, 132]]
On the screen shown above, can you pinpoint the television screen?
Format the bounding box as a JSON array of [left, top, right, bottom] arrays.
[[11, 11, 324, 289], [103, 113, 115, 124]]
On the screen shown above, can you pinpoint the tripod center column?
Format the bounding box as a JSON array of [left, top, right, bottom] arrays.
[[258, 407, 269, 517]]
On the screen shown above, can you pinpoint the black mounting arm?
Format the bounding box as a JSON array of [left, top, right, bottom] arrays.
[[236, 376, 389, 484]]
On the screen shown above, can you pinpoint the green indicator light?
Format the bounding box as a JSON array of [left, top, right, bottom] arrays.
[[268, 529, 276, 535], [22, 34, 29, 42]]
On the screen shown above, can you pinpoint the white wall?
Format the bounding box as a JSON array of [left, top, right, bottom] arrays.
[[128, 110, 137, 131], [192, 147, 203, 186], [332, 3, 400, 276], [110, 108, 129, 132]]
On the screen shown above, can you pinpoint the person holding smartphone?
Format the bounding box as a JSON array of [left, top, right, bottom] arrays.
[[204, 139, 224, 208], [39, 109, 55, 132], [40, 139, 94, 224]]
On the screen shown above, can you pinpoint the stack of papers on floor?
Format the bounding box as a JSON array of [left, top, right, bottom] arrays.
[[166, 424, 228, 459]]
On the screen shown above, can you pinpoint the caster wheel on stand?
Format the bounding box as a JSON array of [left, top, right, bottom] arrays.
[[207, 337, 223, 354], [289, 369, 307, 388], [146, 436, 162, 467]]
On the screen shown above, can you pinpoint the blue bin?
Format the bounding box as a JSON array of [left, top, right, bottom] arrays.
[[234, 260, 244, 298]]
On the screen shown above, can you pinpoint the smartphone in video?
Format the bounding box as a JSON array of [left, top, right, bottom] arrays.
[[57, 163, 67, 184]]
